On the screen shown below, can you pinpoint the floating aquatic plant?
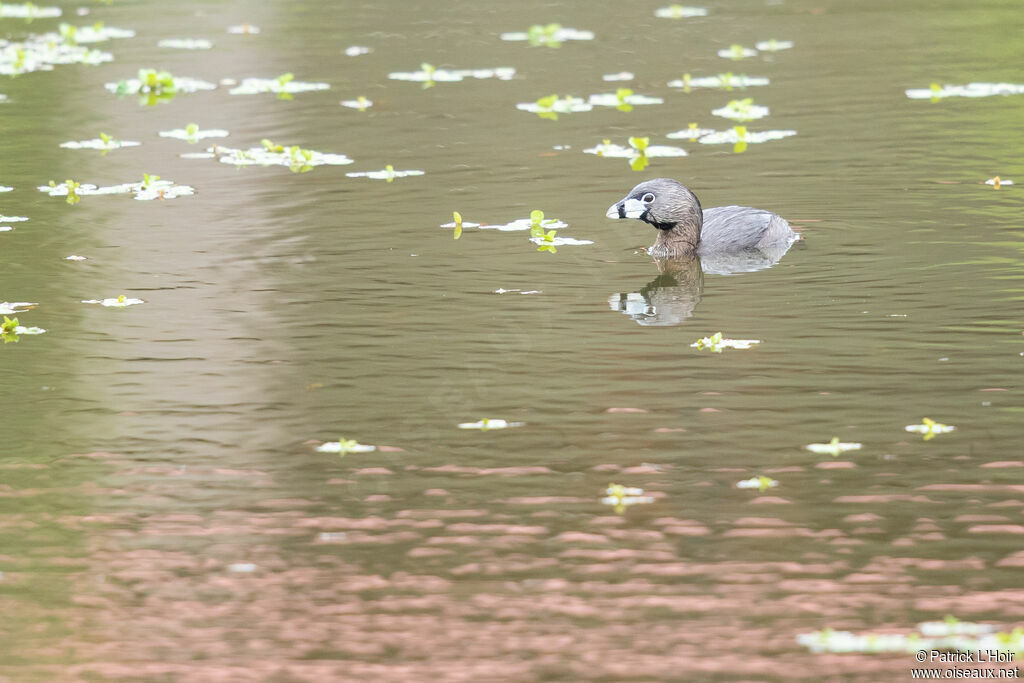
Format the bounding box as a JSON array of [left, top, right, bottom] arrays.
[[530, 233, 592, 251], [457, 418, 524, 430], [64, 255, 86, 261], [0, 3, 61, 19], [227, 24, 260, 34], [602, 484, 655, 513], [344, 45, 371, 56], [583, 137, 687, 171], [0, 30, 113, 76], [345, 166, 424, 182], [159, 123, 229, 142], [389, 64, 515, 88], [1, 316, 45, 343], [712, 98, 769, 121], [340, 95, 372, 111], [805, 437, 862, 457], [193, 142, 353, 171], [0, 214, 29, 222], [691, 332, 760, 352], [500, 24, 594, 47], [0, 302, 36, 315], [905, 417, 954, 441], [60, 133, 140, 151], [654, 5, 707, 18], [59, 22, 135, 43], [736, 476, 778, 492], [986, 176, 1013, 188], [0, 186, 12, 192], [697, 126, 795, 152], [493, 288, 542, 295], [719, 44, 758, 60], [81, 295, 144, 307], [668, 73, 770, 91], [157, 38, 213, 50], [106, 70, 215, 105], [905, 82, 1024, 100], [441, 212, 480, 238], [315, 438, 376, 455], [588, 89, 663, 111], [603, 72, 634, 82], [666, 123, 716, 140], [229, 74, 329, 99], [517, 94, 592, 120], [39, 178, 195, 201], [755, 39, 793, 51]]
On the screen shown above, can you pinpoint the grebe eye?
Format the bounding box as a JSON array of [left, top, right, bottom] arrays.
[[641, 193, 655, 203]]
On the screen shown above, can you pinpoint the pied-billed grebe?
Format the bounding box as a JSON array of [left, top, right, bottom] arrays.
[[606, 178, 798, 259]]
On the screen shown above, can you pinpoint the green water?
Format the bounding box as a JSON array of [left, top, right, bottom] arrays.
[[1, 0, 1022, 679]]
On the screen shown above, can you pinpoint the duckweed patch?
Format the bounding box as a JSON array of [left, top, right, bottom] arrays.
[[906, 83, 1024, 99], [602, 484, 655, 513], [500, 25, 594, 47], [654, 5, 707, 19], [159, 124, 229, 142], [691, 332, 760, 352], [905, 417, 955, 440], [805, 437, 862, 456], [315, 438, 376, 455]]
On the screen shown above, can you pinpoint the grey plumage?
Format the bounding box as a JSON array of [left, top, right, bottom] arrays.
[[606, 178, 799, 261]]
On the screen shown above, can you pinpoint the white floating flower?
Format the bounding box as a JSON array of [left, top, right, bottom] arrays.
[[516, 96, 592, 118], [718, 45, 758, 60], [484, 217, 568, 232], [61, 24, 135, 43], [227, 563, 257, 573], [905, 418, 955, 440], [906, 82, 1024, 99], [582, 141, 687, 159], [500, 27, 594, 44], [0, 3, 61, 18], [159, 126, 229, 141], [11, 325, 45, 335], [82, 296, 144, 307], [602, 483, 655, 512], [712, 99, 769, 121], [668, 74, 770, 89], [345, 167, 424, 181], [985, 177, 1013, 187], [588, 92, 664, 107], [158, 38, 213, 50], [736, 476, 778, 491], [316, 439, 376, 454], [654, 5, 707, 18], [59, 137, 140, 150], [697, 127, 796, 144], [0, 36, 113, 76], [493, 289, 541, 295], [457, 418, 523, 430], [666, 125, 717, 140], [229, 77, 330, 95], [0, 186, 12, 192], [344, 45, 371, 56], [691, 332, 759, 352], [805, 437, 862, 456], [529, 235, 593, 247], [0, 215, 28, 222], [227, 24, 260, 34], [0, 302, 36, 315], [389, 66, 516, 83], [204, 144, 353, 169], [602, 72, 634, 81], [64, 255, 87, 261], [440, 219, 481, 229], [340, 96, 373, 110], [134, 180, 195, 201], [755, 39, 793, 51]]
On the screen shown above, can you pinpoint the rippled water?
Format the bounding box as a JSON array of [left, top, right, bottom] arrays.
[[1, 0, 1022, 679]]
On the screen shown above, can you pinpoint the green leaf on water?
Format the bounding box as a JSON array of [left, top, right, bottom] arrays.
[[452, 211, 463, 240]]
